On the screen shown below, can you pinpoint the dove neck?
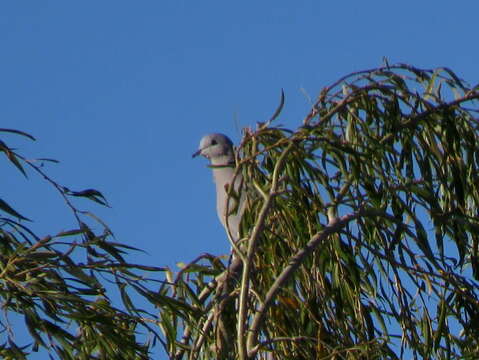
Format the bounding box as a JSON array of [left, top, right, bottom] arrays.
[[209, 155, 235, 167], [210, 156, 236, 186]]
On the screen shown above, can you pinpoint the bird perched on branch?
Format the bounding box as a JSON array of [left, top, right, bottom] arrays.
[[193, 133, 247, 357], [193, 133, 245, 244]]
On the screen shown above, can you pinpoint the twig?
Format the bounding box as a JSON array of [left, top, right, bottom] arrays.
[[19, 154, 84, 226], [237, 141, 294, 360], [401, 91, 479, 129]]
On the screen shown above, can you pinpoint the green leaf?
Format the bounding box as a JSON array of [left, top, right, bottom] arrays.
[[36, 157, 60, 163], [68, 188, 110, 207], [95, 239, 126, 262], [0, 128, 36, 141], [0, 198, 31, 221], [24, 312, 46, 348], [0, 140, 28, 177], [55, 229, 86, 237], [268, 88, 285, 123]]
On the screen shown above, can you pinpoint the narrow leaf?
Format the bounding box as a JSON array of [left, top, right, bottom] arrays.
[[0, 198, 31, 221], [69, 188, 110, 207], [0, 140, 28, 177], [0, 128, 36, 141]]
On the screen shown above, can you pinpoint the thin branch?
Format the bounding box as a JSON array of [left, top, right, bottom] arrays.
[[237, 141, 295, 360], [19, 154, 84, 226], [401, 91, 479, 129]]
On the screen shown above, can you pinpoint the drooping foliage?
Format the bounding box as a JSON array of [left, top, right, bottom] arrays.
[[165, 64, 479, 360], [2, 64, 479, 360], [0, 129, 165, 359]]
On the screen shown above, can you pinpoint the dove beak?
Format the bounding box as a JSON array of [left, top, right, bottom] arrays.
[[192, 149, 202, 158]]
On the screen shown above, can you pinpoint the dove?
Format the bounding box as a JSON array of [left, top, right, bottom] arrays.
[[193, 133, 244, 243]]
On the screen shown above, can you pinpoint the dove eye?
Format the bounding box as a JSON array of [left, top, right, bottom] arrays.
[[211, 139, 218, 145]]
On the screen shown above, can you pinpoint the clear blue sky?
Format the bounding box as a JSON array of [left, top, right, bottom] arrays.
[[1, 1, 478, 357]]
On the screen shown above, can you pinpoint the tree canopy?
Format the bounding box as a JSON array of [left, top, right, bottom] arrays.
[[1, 64, 479, 359]]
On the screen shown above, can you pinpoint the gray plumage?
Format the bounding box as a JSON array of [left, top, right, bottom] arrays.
[[193, 133, 244, 242]]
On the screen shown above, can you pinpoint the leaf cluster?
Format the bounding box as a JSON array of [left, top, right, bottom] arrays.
[[0, 131, 165, 359], [162, 64, 479, 360], [2, 63, 479, 360]]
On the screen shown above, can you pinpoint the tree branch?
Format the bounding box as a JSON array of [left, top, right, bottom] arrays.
[[237, 141, 294, 360]]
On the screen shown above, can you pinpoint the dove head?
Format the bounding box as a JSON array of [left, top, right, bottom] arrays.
[[193, 133, 235, 164]]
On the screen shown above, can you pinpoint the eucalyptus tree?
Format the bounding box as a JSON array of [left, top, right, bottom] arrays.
[[163, 64, 479, 360], [2, 63, 479, 360], [0, 130, 164, 359]]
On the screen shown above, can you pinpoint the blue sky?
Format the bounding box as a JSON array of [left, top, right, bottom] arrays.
[[1, 1, 478, 357]]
